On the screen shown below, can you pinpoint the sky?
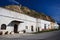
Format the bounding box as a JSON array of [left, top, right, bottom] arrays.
[[0, 0, 60, 23]]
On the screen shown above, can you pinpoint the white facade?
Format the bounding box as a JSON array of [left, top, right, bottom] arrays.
[[0, 7, 59, 35]]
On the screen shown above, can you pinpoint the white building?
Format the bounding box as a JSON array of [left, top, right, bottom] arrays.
[[0, 6, 59, 35]]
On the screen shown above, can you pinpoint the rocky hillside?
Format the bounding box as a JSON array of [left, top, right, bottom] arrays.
[[3, 5, 55, 22]]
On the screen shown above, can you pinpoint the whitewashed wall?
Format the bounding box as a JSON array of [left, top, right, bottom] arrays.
[[0, 7, 37, 33], [0, 7, 59, 34], [38, 19, 51, 30], [54, 23, 59, 29], [18, 21, 36, 33]]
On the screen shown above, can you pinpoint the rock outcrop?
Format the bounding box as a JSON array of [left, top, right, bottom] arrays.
[[3, 5, 55, 22]]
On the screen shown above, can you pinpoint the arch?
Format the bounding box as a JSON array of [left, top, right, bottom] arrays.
[[8, 20, 23, 26], [8, 20, 23, 33], [1, 24, 6, 30]]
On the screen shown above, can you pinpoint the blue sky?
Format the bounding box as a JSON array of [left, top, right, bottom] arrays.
[[0, 0, 60, 23]]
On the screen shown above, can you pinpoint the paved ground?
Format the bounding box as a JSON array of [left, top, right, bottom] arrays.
[[0, 30, 60, 40]]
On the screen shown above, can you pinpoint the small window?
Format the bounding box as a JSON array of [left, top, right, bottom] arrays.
[[48, 25, 49, 26], [1, 24, 6, 30], [26, 26, 28, 29]]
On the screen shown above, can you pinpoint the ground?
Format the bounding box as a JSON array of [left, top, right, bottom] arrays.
[[0, 30, 60, 40]]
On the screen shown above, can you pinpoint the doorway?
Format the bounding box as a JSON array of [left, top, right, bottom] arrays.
[[44, 24, 46, 30], [8, 20, 23, 33], [31, 26, 34, 31], [14, 24, 18, 33]]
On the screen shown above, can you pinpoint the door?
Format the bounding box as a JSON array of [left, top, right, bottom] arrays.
[[38, 27, 40, 32], [44, 24, 46, 30], [14, 24, 18, 33], [31, 26, 34, 31]]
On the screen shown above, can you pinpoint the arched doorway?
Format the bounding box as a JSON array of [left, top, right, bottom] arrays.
[[14, 24, 18, 33], [8, 20, 23, 33], [44, 24, 46, 30], [37, 27, 40, 32], [31, 26, 34, 32]]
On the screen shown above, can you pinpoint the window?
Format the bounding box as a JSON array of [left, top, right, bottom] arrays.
[[48, 25, 50, 26], [1, 24, 6, 30], [26, 26, 28, 29]]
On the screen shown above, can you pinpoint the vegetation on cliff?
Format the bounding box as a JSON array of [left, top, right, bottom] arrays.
[[3, 5, 55, 22]]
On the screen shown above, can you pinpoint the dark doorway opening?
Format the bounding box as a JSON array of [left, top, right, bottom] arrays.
[[14, 24, 18, 33], [44, 24, 46, 30], [31, 26, 34, 31], [8, 20, 23, 33], [38, 27, 40, 32]]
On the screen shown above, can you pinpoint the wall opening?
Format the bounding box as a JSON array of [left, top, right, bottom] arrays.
[[44, 24, 46, 30], [8, 20, 23, 33], [31, 26, 34, 32], [14, 24, 18, 33], [37, 27, 40, 32], [1, 24, 6, 30], [26, 26, 28, 29]]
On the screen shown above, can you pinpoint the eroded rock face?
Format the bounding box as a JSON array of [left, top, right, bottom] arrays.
[[3, 5, 55, 22], [4, 5, 23, 13]]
